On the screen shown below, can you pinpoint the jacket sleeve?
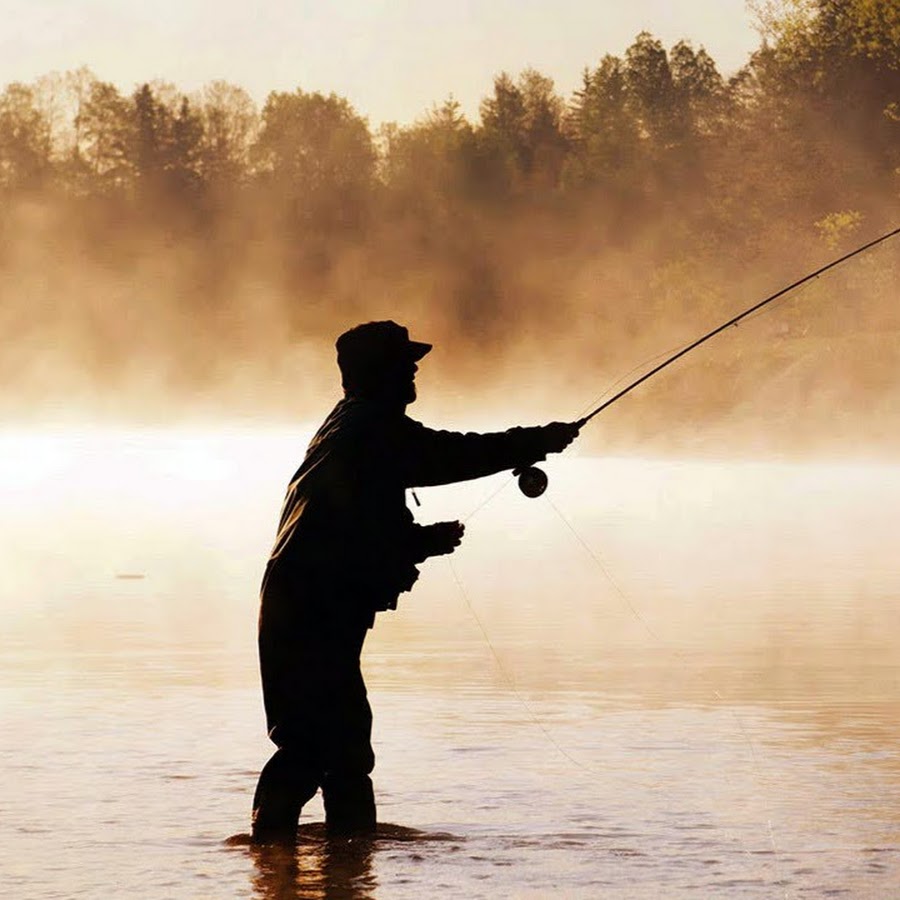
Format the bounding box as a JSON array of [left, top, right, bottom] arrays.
[[397, 417, 551, 488]]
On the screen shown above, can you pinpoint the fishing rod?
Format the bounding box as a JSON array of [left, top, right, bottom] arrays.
[[517, 224, 900, 498]]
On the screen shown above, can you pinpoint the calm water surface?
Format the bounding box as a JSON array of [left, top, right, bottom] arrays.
[[1, 428, 899, 898]]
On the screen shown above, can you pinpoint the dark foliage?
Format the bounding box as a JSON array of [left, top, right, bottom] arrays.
[[1, 3, 897, 432]]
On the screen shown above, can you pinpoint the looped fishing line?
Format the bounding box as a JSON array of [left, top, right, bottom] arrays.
[[438, 230, 900, 894], [541, 493, 787, 891], [445, 540, 787, 890]]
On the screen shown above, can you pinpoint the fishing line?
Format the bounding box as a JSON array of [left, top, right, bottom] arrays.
[[446, 545, 777, 881], [460, 475, 514, 524], [447, 557, 599, 775], [528, 230, 900, 869], [451, 485, 788, 873], [543, 493, 787, 892], [441, 226, 899, 892], [517, 224, 900, 497]]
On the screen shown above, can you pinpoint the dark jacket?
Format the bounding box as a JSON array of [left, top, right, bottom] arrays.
[[257, 395, 553, 741], [260, 396, 550, 631]]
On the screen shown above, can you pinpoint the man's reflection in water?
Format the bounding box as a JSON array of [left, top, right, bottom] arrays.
[[251, 825, 376, 900]]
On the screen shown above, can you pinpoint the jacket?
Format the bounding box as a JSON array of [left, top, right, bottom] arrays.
[[260, 395, 551, 631]]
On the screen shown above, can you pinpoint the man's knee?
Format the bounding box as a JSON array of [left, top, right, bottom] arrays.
[[323, 697, 375, 774]]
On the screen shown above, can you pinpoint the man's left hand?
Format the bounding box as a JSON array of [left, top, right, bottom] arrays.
[[420, 521, 465, 557]]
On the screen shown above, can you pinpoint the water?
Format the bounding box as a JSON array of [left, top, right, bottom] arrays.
[[2, 427, 899, 898]]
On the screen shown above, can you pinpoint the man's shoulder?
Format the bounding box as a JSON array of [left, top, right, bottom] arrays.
[[315, 398, 371, 438], [312, 397, 410, 447]]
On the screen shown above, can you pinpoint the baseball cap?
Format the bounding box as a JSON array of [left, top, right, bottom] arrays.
[[336, 321, 432, 377]]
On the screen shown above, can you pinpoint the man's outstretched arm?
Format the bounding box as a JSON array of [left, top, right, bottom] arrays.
[[398, 419, 579, 488]]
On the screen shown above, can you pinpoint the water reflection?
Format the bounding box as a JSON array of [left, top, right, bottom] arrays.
[[247, 824, 459, 899], [250, 825, 376, 900], [3, 430, 900, 895]]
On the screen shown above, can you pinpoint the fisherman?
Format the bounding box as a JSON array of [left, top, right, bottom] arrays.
[[251, 320, 580, 842]]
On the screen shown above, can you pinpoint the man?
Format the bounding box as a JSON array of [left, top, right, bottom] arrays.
[[251, 320, 579, 842]]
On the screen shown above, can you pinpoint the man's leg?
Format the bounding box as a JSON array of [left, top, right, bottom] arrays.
[[322, 771, 376, 836], [321, 627, 377, 836], [251, 746, 319, 843]]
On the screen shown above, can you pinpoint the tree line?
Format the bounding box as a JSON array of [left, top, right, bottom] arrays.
[[2, 0, 898, 425]]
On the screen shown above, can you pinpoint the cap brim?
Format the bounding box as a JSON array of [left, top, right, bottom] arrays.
[[409, 341, 432, 361]]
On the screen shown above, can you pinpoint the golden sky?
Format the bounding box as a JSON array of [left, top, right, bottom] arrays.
[[3, 0, 759, 124]]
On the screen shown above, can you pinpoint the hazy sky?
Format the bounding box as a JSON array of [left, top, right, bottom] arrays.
[[3, 0, 761, 125]]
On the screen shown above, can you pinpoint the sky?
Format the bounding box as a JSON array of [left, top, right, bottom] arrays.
[[2, 0, 761, 125]]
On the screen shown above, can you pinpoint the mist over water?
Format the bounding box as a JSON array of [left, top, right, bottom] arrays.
[[1, 8, 898, 456], [2, 5, 900, 895], [2, 428, 899, 897]]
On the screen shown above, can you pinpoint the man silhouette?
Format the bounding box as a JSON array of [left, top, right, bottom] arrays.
[[251, 321, 579, 842]]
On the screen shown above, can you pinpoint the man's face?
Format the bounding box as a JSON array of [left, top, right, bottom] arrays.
[[379, 357, 418, 405], [402, 359, 418, 404]]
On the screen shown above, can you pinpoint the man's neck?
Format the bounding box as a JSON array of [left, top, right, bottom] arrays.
[[344, 389, 407, 414]]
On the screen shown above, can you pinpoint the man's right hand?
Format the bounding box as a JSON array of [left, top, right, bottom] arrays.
[[420, 521, 465, 557], [542, 421, 581, 454]]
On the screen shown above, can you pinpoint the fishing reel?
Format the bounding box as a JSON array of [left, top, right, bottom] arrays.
[[516, 466, 548, 499]]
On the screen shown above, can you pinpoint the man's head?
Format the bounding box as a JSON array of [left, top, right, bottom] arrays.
[[336, 321, 432, 404]]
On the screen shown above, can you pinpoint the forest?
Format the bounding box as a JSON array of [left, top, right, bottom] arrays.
[[1, 0, 898, 451]]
